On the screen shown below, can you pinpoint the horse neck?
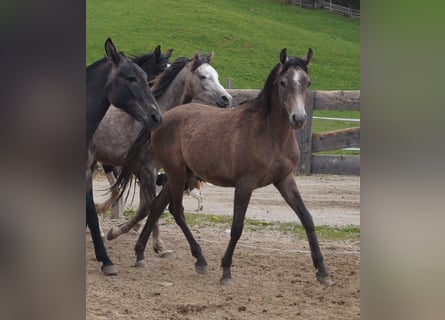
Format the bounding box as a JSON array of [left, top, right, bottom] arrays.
[[264, 88, 295, 142], [86, 67, 112, 146], [155, 66, 191, 112]]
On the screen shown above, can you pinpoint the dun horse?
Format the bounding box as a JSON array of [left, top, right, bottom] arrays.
[[92, 52, 232, 255], [86, 38, 162, 275], [131, 48, 332, 286]]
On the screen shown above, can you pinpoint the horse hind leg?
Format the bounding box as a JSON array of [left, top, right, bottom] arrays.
[[274, 175, 332, 287], [189, 188, 203, 211], [134, 184, 171, 267], [169, 171, 208, 274], [151, 220, 174, 258]]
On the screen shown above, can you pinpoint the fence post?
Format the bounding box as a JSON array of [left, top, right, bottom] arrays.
[[295, 90, 314, 175], [226, 78, 232, 89], [111, 198, 123, 219]]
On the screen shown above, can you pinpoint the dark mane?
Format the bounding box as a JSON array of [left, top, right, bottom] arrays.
[[150, 57, 190, 98], [86, 57, 107, 72], [86, 51, 128, 72], [129, 52, 154, 66], [252, 56, 309, 118]]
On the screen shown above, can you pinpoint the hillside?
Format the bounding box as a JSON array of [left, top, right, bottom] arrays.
[[86, 0, 360, 90]]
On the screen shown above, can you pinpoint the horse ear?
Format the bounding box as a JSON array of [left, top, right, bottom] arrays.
[[191, 51, 201, 68], [153, 45, 161, 59], [208, 51, 215, 62], [105, 38, 120, 65], [166, 49, 174, 59], [192, 51, 200, 61], [279, 48, 288, 65], [303, 48, 313, 65], [166, 49, 173, 59]]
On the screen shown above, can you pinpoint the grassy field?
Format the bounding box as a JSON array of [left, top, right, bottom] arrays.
[[87, 0, 360, 150], [87, 0, 359, 90]]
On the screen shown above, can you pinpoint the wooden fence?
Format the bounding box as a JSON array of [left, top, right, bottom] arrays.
[[289, 0, 360, 19], [227, 89, 360, 176]]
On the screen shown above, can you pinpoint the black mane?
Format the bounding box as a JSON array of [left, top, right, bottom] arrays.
[[86, 51, 128, 72], [130, 52, 154, 66], [86, 57, 108, 73], [150, 57, 191, 98]]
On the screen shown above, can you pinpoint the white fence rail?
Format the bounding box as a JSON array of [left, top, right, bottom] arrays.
[[290, 0, 360, 19]]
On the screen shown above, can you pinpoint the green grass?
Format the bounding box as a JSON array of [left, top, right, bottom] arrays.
[[87, 0, 359, 90], [118, 209, 359, 240]]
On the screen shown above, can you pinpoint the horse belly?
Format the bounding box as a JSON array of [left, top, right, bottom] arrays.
[[184, 151, 235, 187]]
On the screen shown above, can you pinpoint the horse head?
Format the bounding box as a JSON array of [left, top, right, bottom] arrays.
[[132, 45, 174, 82], [276, 48, 312, 129], [104, 38, 162, 131], [187, 51, 232, 108]]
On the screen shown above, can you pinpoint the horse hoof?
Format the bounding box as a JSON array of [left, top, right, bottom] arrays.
[[220, 277, 234, 286], [107, 227, 120, 240], [101, 265, 118, 276], [160, 250, 175, 259], [195, 264, 208, 274], [134, 260, 147, 268], [316, 273, 333, 287]]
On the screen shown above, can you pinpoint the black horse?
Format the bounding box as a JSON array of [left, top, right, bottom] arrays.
[[86, 38, 162, 275], [98, 44, 173, 182]]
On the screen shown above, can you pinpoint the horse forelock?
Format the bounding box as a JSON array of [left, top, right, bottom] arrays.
[[191, 53, 212, 71], [150, 56, 191, 98], [282, 56, 309, 74], [255, 56, 309, 117]]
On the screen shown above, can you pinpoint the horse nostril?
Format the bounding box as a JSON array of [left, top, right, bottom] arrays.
[[221, 95, 229, 104]]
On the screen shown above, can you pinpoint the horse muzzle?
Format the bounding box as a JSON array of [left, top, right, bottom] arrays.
[[145, 109, 162, 130], [289, 113, 307, 129], [216, 94, 232, 108]]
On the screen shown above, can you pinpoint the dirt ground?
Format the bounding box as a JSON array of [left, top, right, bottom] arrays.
[[87, 174, 360, 319]]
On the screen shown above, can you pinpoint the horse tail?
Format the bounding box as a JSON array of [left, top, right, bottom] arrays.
[[110, 127, 150, 205]]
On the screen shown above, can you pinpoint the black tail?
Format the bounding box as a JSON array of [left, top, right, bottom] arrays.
[[110, 127, 151, 205]]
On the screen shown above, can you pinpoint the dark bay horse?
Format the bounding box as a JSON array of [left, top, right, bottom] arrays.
[[92, 52, 232, 254], [133, 48, 333, 286], [86, 38, 162, 275]]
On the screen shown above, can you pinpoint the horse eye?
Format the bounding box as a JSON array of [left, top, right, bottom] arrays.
[[199, 75, 206, 80], [126, 76, 138, 82], [280, 80, 286, 87]]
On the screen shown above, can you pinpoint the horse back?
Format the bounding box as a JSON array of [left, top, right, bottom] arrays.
[[152, 102, 300, 188]]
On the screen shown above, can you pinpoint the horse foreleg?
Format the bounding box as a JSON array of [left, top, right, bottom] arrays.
[[134, 185, 170, 267], [274, 174, 332, 287], [220, 186, 252, 285], [86, 177, 117, 275]]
